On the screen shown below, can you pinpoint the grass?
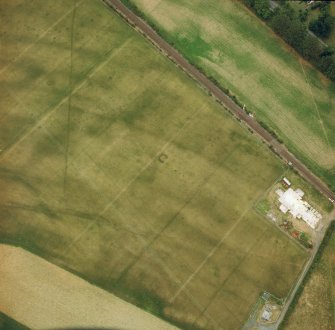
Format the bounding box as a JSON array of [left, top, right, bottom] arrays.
[[280, 221, 335, 330], [0, 1, 309, 329], [124, 0, 335, 192], [256, 199, 271, 215]]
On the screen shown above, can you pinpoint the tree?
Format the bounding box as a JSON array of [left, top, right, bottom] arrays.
[[319, 55, 335, 80], [302, 34, 323, 61], [298, 9, 308, 22], [320, 46, 335, 58], [271, 9, 307, 50], [254, 0, 272, 20], [271, 10, 292, 37], [287, 18, 307, 50], [309, 9, 335, 38], [244, 0, 255, 7]]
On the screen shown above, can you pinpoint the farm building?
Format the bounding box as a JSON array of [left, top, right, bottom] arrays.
[[276, 188, 322, 229]]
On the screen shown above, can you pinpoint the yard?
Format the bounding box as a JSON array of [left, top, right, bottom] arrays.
[[0, 1, 308, 329]]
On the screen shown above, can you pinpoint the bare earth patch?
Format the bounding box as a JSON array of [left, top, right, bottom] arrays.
[[0, 244, 179, 330]]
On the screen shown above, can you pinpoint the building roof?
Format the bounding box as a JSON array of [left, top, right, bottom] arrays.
[[276, 189, 284, 197], [283, 177, 291, 186], [296, 188, 304, 197], [279, 204, 288, 213], [262, 309, 272, 321], [278, 188, 321, 229]]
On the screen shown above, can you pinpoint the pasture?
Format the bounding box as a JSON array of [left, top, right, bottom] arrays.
[[126, 0, 335, 191], [0, 0, 308, 329]]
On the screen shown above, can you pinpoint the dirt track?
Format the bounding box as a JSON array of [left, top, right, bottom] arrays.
[[103, 0, 335, 205], [0, 244, 179, 330]]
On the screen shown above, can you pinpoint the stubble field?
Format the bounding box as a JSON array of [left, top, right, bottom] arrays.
[[0, 1, 307, 329], [125, 0, 335, 191], [0, 244, 179, 330]]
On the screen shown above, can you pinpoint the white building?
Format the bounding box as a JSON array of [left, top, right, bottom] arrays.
[[276, 188, 322, 229], [282, 177, 291, 187], [261, 309, 272, 322]]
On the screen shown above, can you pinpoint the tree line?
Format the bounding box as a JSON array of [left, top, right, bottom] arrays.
[[244, 0, 335, 81]]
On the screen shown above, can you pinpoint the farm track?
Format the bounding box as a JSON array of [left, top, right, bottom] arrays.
[[103, 0, 335, 205]]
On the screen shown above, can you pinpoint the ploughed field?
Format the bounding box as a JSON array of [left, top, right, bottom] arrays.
[[125, 0, 335, 191], [0, 1, 307, 329]]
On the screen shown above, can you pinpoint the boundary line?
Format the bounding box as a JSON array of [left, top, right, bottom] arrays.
[[63, 0, 77, 195]]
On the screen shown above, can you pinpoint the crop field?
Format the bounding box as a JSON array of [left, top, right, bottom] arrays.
[[0, 1, 308, 329], [0, 244, 178, 330], [125, 0, 335, 191], [282, 223, 335, 330]]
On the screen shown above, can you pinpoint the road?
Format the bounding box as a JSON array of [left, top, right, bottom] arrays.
[[103, 0, 335, 205]]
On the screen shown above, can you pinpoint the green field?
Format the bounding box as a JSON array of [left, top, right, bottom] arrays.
[[282, 222, 335, 330], [125, 0, 335, 191], [0, 1, 308, 329]]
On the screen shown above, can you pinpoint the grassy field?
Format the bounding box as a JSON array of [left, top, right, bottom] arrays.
[[125, 0, 335, 191], [281, 222, 335, 330], [0, 1, 308, 329]]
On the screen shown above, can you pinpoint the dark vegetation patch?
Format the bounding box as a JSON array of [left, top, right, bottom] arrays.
[[0, 312, 29, 330]]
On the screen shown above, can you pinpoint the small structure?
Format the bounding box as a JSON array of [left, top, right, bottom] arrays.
[[282, 177, 291, 187], [276, 188, 322, 229], [261, 309, 272, 322]]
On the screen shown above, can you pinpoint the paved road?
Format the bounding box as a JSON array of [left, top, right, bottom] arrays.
[[104, 0, 335, 204]]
